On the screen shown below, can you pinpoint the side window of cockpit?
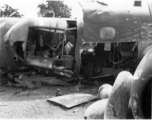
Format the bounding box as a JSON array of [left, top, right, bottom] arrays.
[[64, 31, 76, 55]]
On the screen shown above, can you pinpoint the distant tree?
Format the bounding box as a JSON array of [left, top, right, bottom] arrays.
[[1, 4, 24, 17], [37, 1, 71, 18]]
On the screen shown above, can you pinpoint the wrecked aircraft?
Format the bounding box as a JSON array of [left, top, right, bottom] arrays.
[[0, 0, 152, 119], [1, 0, 152, 80]]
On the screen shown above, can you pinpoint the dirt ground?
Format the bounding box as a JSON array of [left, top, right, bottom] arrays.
[[0, 75, 100, 119]]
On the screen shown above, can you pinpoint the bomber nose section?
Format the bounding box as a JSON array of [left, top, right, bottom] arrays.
[[0, 18, 24, 71]]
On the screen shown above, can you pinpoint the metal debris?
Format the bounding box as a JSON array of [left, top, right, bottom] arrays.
[[7, 72, 71, 89], [47, 93, 98, 108], [55, 89, 62, 96], [21, 75, 71, 86], [14, 77, 36, 89]]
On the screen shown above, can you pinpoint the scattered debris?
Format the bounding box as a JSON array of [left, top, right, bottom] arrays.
[[39, 78, 71, 86], [6, 73, 71, 89], [55, 89, 63, 96], [14, 77, 36, 89], [21, 75, 71, 86], [47, 93, 97, 108]]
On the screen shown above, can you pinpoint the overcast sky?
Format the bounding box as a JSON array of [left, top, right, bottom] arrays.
[[0, 0, 83, 18]]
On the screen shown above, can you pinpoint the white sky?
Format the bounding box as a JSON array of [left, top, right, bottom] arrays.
[[0, 0, 83, 18]]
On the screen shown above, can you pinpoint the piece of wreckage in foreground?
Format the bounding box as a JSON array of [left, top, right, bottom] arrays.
[[0, 0, 152, 119]]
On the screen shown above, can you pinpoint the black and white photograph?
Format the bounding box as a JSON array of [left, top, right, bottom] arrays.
[[0, 0, 151, 119]]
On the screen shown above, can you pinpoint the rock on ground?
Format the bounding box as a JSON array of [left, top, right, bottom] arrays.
[[84, 99, 108, 119], [98, 84, 112, 99]]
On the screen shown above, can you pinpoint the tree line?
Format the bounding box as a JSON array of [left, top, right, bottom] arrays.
[[0, 1, 71, 18]]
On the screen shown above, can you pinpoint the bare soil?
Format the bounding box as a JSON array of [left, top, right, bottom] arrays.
[[0, 75, 99, 119]]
